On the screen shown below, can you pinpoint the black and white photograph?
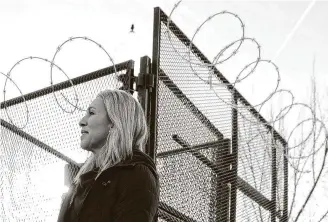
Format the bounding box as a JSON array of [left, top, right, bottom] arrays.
[[1, 0, 327, 221]]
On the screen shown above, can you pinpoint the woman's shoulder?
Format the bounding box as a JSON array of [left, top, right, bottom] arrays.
[[114, 161, 158, 184]]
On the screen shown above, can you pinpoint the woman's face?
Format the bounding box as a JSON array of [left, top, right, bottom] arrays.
[[79, 97, 112, 154]]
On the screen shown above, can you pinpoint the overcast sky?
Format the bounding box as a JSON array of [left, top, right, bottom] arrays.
[[1, 0, 327, 128], [1, 0, 327, 221]]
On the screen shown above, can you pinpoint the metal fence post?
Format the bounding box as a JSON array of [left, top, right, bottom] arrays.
[[137, 56, 155, 158], [218, 139, 231, 222], [137, 56, 151, 115], [230, 90, 239, 222], [271, 137, 277, 222], [282, 143, 288, 222], [148, 7, 161, 163]]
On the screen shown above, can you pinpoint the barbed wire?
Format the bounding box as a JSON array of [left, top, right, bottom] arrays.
[[167, 0, 290, 156], [3, 56, 80, 121], [1, 72, 29, 129], [167, 1, 327, 221], [167, 0, 327, 157], [0, 36, 137, 129], [0, 36, 136, 217], [49, 36, 117, 113], [0, 1, 327, 220]]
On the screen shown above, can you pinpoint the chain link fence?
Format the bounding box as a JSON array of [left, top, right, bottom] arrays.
[[0, 60, 134, 221], [152, 7, 287, 222], [1, 6, 288, 222]]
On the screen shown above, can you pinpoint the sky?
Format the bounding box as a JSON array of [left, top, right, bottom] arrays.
[[0, 0, 327, 101], [1, 0, 328, 221]]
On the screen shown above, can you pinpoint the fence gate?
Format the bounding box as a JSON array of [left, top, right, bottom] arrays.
[[1, 7, 289, 222], [0, 61, 135, 221], [137, 7, 288, 222]]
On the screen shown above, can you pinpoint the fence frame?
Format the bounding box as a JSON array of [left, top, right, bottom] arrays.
[[146, 6, 288, 222], [0, 60, 135, 218], [1, 6, 289, 221], [1, 60, 134, 109]]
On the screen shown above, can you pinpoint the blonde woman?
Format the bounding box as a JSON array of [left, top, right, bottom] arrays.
[[57, 89, 159, 222]]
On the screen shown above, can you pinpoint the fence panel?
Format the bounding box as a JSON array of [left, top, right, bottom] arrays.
[[151, 7, 287, 222], [0, 61, 134, 221]]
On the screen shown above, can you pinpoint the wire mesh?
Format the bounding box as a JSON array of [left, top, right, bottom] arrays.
[[276, 139, 287, 221], [236, 102, 272, 201], [236, 190, 271, 221], [0, 61, 134, 221], [153, 8, 287, 222], [155, 10, 232, 222]]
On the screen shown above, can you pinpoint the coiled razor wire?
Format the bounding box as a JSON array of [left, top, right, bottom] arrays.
[[166, 0, 326, 158], [166, 0, 328, 221], [50, 36, 117, 113], [1, 72, 29, 129], [167, 1, 288, 156], [0, 36, 135, 129], [0, 2, 327, 221], [0, 36, 135, 220]]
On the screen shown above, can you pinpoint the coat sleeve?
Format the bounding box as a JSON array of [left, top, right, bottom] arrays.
[[112, 164, 160, 222]]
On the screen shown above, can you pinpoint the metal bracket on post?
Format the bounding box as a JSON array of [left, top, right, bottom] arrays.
[[118, 60, 135, 95], [136, 72, 155, 92], [136, 56, 156, 159], [136, 56, 153, 110]]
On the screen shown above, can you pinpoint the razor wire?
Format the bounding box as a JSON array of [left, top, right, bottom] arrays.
[[0, 36, 136, 221], [1, 72, 29, 129], [166, 0, 327, 164], [167, 2, 287, 157], [1, 36, 136, 130], [0, 2, 327, 221], [166, 1, 328, 221]]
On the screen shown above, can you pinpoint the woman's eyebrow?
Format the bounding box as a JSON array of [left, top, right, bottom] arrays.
[[88, 106, 96, 111]]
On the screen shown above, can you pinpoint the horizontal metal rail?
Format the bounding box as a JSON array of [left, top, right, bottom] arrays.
[[172, 134, 282, 220], [157, 139, 231, 160], [159, 69, 223, 139], [1, 118, 78, 166], [157, 7, 287, 147], [1, 60, 134, 109], [159, 202, 199, 222]]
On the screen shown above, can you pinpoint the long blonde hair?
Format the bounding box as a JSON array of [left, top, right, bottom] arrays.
[[72, 89, 149, 185]]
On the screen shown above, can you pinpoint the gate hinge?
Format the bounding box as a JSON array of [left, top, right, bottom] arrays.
[[136, 73, 155, 89]]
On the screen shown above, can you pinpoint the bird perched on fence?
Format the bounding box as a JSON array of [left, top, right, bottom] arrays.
[[130, 24, 134, 33]]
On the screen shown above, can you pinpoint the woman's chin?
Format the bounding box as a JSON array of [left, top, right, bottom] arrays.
[[80, 143, 89, 151]]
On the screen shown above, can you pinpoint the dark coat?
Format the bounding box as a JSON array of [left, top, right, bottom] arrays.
[[57, 148, 160, 222]]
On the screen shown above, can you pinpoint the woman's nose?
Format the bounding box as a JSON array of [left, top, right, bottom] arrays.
[[79, 116, 87, 127]]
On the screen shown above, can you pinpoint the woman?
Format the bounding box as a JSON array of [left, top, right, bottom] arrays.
[[57, 89, 160, 222]]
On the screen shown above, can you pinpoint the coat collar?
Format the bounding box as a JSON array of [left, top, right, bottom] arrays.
[[79, 148, 158, 187]]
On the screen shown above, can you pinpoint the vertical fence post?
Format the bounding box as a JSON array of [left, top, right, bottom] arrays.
[[128, 61, 135, 95], [118, 60, 135, 95], [282, 143, 288, 222], [137, 56, 154, 158], [230, 90, 239, 222], [219, 140, 231, 221], [210, 139, 230, 222], [148, 7, 161, 222], [137, 56, 159, 222], [149, 7, 161, 162], [271, 137, 277, 222], [137, 56, 151, 115]]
